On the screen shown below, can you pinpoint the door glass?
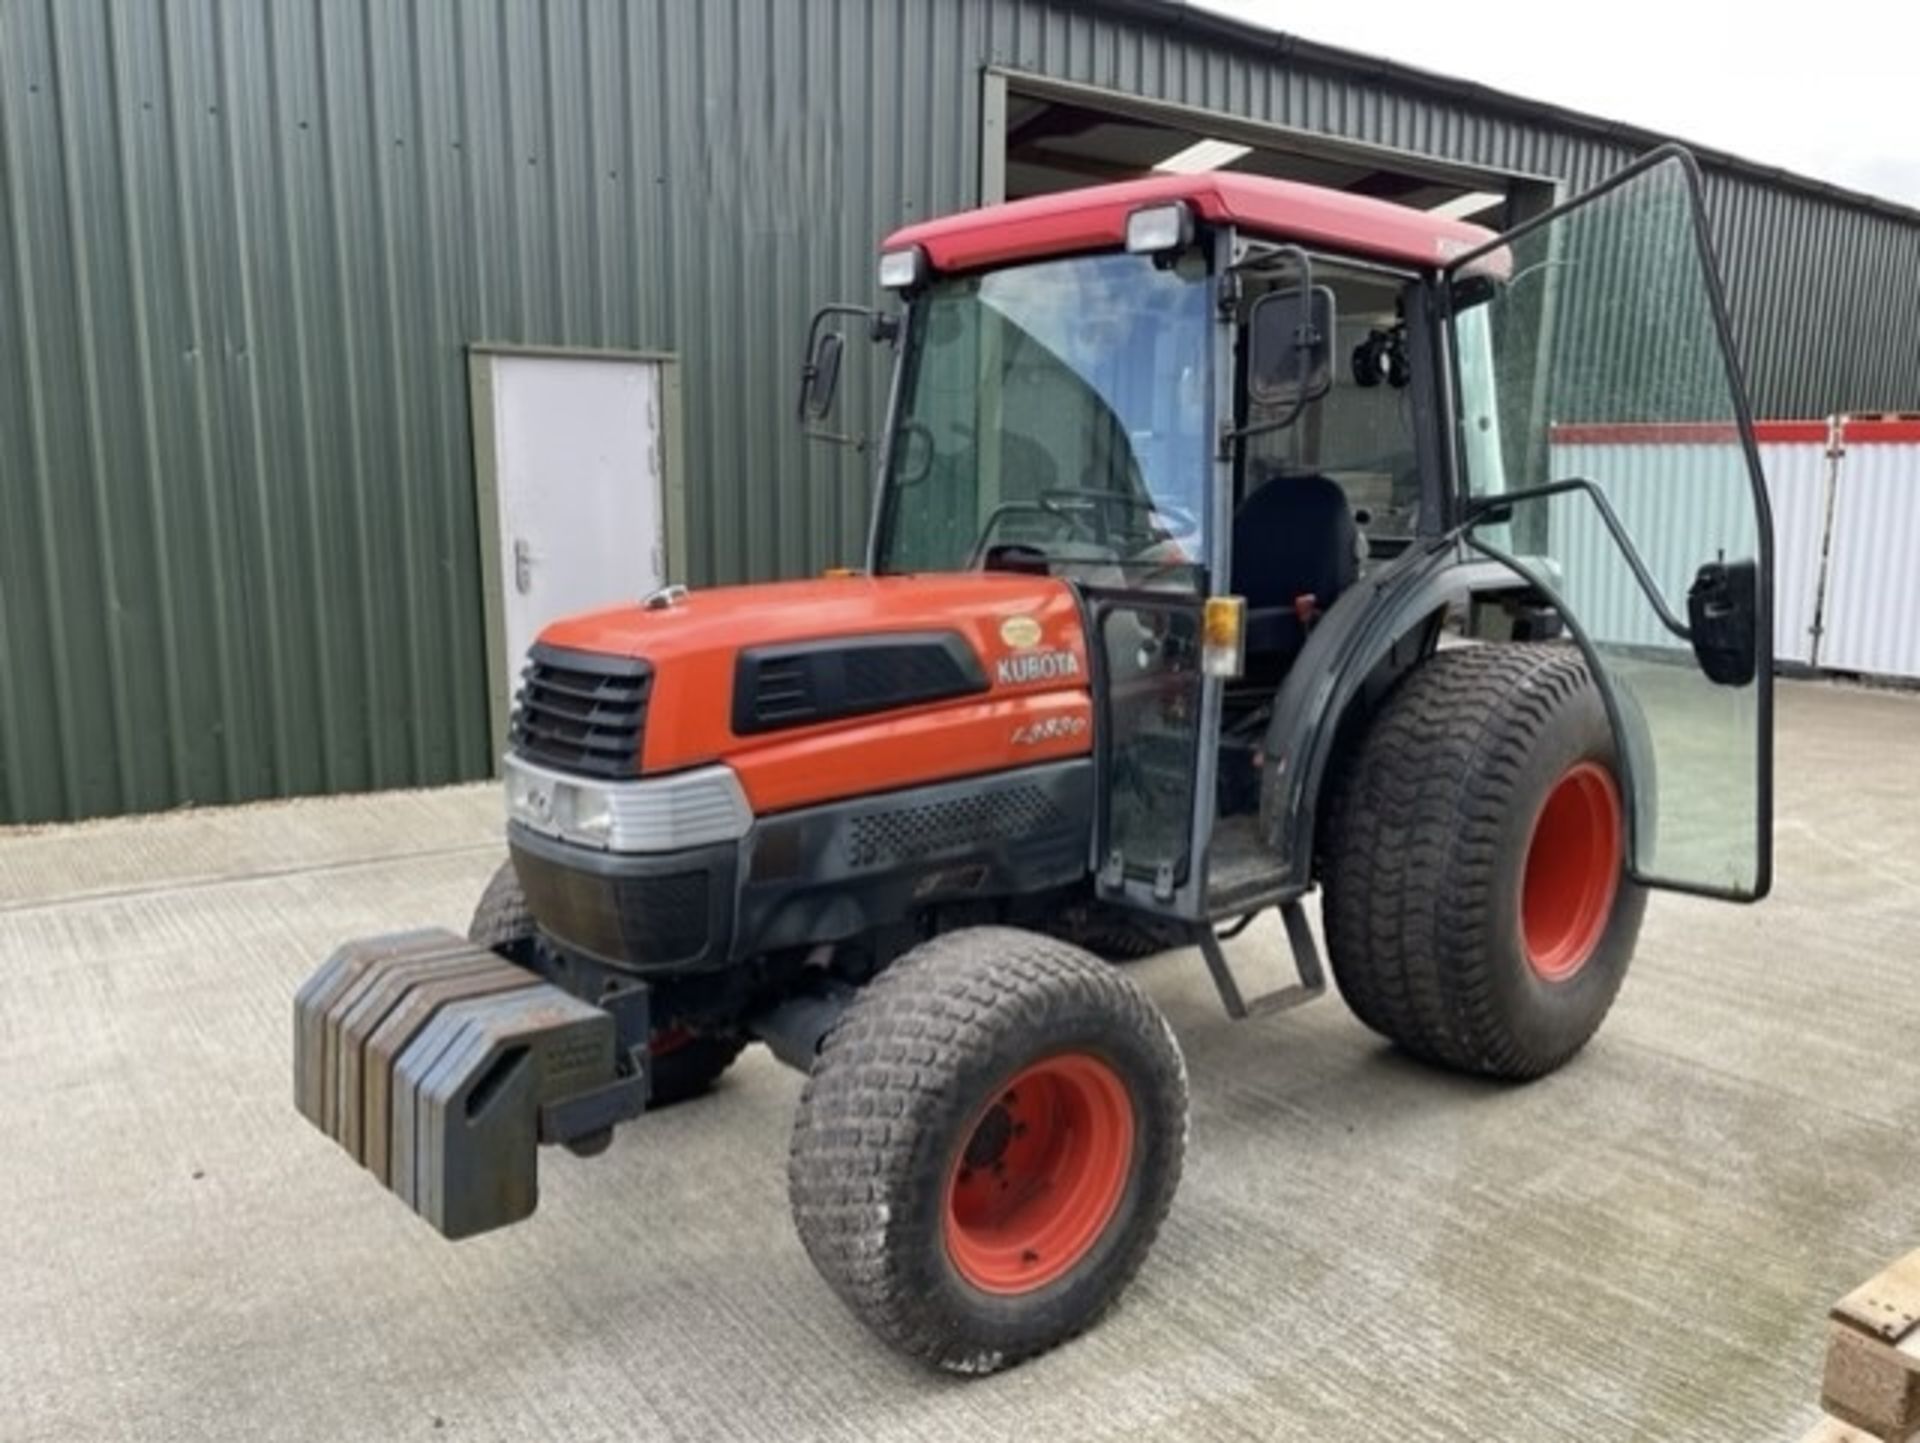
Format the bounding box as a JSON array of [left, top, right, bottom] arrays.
[[1099, 600, 1203, 891], [1451, 154, 1771, 898]]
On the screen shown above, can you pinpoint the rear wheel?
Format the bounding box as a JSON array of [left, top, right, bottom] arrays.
[[788, 927, 1186, 1373], [467, 859, 745, 1106], [1322, 644, 1647, 1079]]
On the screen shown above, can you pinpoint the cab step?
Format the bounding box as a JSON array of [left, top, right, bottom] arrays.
[[1197, 899, 1327, 1020], [292, 928, 640, 1239]]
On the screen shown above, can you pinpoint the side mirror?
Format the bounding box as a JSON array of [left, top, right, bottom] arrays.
[[798, 330, 844, 423], [1688, 557, 1759, 686], [797, 303, 900, 449], [1247, 284, 1335, 409]]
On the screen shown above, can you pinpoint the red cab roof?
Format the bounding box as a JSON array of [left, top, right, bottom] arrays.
[[884, 172, 1496, 274]]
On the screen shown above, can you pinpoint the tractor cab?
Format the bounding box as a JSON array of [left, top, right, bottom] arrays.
[[808, 148, 1773, 942]]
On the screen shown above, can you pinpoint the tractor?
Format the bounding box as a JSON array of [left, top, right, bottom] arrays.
[[293, 144, 1774, 1374]]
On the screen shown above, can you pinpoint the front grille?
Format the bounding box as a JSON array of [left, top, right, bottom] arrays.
[[606, 870, 712, 960], [515, 851, 712, 967], [510, 645, 652, 779], [510, 829, 725, 971]]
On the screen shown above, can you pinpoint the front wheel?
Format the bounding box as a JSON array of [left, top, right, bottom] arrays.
[[788, 927, 1187, 1373], [1322, 644, 1648, 1080]]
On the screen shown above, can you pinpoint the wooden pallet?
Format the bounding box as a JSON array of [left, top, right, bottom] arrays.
[[1805, 1249, 1920, 1442], [1802, 1420, 1888, 1443]]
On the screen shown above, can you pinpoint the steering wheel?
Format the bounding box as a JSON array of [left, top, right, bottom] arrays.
[[964, 496, 1103, 570], [888, 420, 938, 486], [1040, 487, 1201, 545]]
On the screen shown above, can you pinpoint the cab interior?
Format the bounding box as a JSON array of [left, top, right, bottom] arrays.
[[1208, 261, 1426, 830]]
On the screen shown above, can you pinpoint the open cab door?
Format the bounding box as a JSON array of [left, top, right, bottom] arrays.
[[1448, 146, 1773, 900]]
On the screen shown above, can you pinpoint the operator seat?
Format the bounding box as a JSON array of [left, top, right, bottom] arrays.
[[1230, 471, 1358, 692]]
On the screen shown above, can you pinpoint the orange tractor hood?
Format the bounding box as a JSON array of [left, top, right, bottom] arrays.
[[535, 574, 1095, 814]]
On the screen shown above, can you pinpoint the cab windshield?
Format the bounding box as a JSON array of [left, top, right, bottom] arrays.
[[875, 250, 1212, 587]]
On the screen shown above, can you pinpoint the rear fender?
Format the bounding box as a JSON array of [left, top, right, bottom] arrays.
[[1257, 545, 1528, 886]]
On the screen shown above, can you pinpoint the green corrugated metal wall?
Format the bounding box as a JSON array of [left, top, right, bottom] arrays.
[[3, 0, 1917, 823]]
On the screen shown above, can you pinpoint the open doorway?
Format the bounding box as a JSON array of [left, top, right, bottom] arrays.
[[983, 71, 1556, 230]]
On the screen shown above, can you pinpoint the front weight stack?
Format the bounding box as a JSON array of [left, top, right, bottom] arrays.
[[293, 927, 635, 1238]]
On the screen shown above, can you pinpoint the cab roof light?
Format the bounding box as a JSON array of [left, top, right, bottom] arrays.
[[1125, 201, 1195, 256], [878, 245, 929, 291]]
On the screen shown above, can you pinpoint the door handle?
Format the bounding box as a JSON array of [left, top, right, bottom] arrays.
[[513, 538, 534, 595]]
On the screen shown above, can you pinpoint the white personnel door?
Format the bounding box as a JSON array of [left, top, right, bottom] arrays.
[[484, 353, 666, 680]]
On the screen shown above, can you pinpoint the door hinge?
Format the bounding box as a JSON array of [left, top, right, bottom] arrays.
[[1153, 860, 1176, 903]]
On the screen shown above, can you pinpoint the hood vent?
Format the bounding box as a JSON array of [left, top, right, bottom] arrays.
[[733, 631, 987, 736]]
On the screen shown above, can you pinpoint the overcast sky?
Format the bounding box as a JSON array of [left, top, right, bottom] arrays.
[[1193, 0, 1920, 210]]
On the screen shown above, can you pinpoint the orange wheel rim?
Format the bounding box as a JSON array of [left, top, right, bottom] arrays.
[[1521, 761, 1624, 982], [943, 1052, 1135, 1295]]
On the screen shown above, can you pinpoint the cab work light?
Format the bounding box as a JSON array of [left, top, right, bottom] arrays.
[[1125, 201, 1195, 255], [1203, 595, 1246, 679], [878, 245, 929, 291]]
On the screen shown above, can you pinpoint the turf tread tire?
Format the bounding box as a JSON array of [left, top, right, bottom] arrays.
[[1322, 644, 1647, 1080], [788, 927, 1186, 1374], [467, 858, 535, 953]]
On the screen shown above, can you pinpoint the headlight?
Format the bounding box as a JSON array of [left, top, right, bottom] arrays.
[[1125, 201, 1195, 255], [502, 755, 752, 853], [506, 766, 558, 832], [878, 245, 929, 291], [559, 786, 614, 844]]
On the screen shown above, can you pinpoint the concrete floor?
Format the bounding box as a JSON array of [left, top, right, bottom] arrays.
[[2, 676, 1916, 1442]]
